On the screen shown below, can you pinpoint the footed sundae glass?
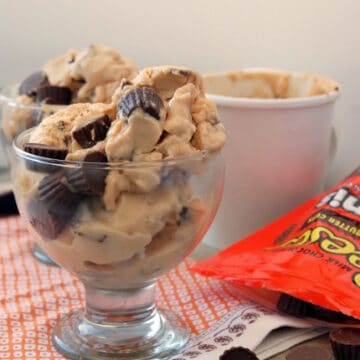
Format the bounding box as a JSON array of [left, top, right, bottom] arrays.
[[12, 128, 224, 359], [0, 84, 64, 266]]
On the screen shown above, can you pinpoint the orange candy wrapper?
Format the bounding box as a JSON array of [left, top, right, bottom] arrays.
[[192, 168, 360, 323]]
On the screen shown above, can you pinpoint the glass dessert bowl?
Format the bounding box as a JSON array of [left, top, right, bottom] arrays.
[[12, 127, 224, 359], [0, 83, 65, 265], [0, 44, 138, 266]]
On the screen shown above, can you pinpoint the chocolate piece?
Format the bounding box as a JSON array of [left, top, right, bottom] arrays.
[[23, 143, 68, 173], [220, 346, 259, 360], [39, 97, 57, 105], [118, 87, 164, 120], [28, 173, 80, 239], [72, 115, 110, 148], [39, 173, 81, 214], [24, 143, 68, 160], [286, 345, 332, 360], [18, 71, 49, 98], [179, 207, 190, 222], [66, 151, 107, 196], [27, 197, 66, 240], [156, 130, 168, 145], [120, 80, 133, 89], [277, 294, 356, 323], [161, 167, 189, 187], [36, 85, 72, 105], [82, 151, 108, 163], [330, 328, 360, 360]]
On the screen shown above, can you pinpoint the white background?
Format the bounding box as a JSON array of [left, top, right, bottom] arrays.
[[0, 0, 359, 185]]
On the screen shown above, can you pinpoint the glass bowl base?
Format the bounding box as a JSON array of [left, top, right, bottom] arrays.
[[52, 308, 189, 359], [32, 244, 58, 267]]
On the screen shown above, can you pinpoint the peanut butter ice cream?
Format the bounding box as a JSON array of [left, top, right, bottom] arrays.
[[14, 66, 226, 288], [2, 44, 137, 141]]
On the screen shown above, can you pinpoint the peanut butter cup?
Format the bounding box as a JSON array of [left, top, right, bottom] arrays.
[[118, 87, 164, 120], [36, 85, 72, 105], [18, 70, 49, 98], [23, 143, 68, 173], [66, 151, 107, 196], [24, 143, 68, 160], [72, 115, 110, 148], [330, 327, 360, 360], [28, 173, 81, 239]]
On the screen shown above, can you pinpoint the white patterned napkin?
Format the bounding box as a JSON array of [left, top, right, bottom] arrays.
[[170, 303, 328, 359]]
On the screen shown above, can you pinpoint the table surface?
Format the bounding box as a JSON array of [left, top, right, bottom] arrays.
[[0, 193, 331, 360], [192, 242, 331, 359]]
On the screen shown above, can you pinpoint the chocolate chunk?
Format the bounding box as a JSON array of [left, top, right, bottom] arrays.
[[118, 87, 164, 120], [220, 346, 259, 360], [161, 167, 189, 187], [178, 69, 190, 77], [23, 143, 68, 173], [38, 173, 81, 213], [57, 120, 66, 131], [286, 345, 332, 360], [27, 197, 66, 240], [36, 85, 72, 105], [18, 71, 49, 98], [28, 173, 81, 239], [277, 294, 356, 323], [156, 130, 168, 145], [82, 151, 108, 163], [24, 143, 68, 160], [39, 97, 57, 105], [66, 151, 107, 196], [330, 328, 360, 360], [120, 80, 133, 89], [72, 115, 110, 148], [179, 207, 190, 222]]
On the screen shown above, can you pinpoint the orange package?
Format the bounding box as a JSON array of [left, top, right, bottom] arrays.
[[192, 168, 360, 322]]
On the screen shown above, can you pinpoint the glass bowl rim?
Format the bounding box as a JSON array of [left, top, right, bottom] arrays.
[[0, 83, 68, 112], [13, 128, 211, 170]]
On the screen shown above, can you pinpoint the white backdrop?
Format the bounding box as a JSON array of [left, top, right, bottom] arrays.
[[0, 0, 359, 185]]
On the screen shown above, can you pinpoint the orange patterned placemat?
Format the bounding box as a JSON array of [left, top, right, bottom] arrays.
[[0, 216, 244, 359]]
